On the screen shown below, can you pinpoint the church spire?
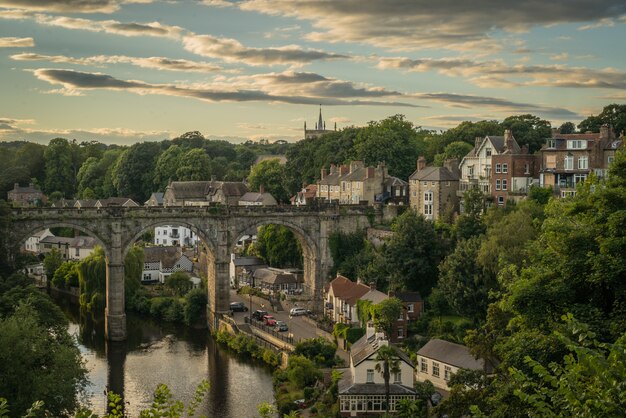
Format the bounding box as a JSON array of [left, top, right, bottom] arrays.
[[318, 105, 324, 131]]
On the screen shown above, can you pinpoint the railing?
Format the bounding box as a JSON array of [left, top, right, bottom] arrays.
[[245, 316, 295, 345]]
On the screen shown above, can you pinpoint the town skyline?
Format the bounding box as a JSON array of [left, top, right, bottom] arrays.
[[1, 0, 625, 144]]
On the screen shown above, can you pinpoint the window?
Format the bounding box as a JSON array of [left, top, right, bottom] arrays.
[[424, 191, 433, 202], [486, 148, 492, 156], [608, 155, 615, 164], [567, 140, 586, 149], [495, 163, 501, 173], [574, 174, 587, 184], [546, 155, 556, 169], [444, 366, 452, 381], [420, 358, 428, 373], [502, 163, 508, 174], [424, 204, 433, 216], [395, 188, 400, 196], [407, 304, 414, 313], [366, 369, 374, 383], [495, 179, 501, 190], [578, 156, 588, 169], [498, 196, 504, 206], [524, 163, 530, 174], [394, 371, 402, 384], [432, 362, 440, 377], [547, 139, 556, 148], [156, 239, 159, 244], [502, 179, 508, 190], [397, 328, 404, 339], [468, 166, 474, 177], [564, 154, 574, 170]]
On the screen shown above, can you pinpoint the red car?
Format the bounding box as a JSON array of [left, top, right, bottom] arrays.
[[263, 314, 276, 326]]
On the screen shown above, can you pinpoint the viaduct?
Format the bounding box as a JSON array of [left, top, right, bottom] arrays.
[[10, 203, 382, 341]]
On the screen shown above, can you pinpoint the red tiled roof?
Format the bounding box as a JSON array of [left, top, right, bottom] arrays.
[[328, 275, 371, 305]]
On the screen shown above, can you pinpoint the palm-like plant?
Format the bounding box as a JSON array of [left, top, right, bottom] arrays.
[[374, 344, 401, 414]]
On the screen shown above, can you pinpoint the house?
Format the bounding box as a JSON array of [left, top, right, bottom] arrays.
[[378, 176, 409, 205], [409, 157, 460, 220], [238, 189, 278, 206], [416, 339, 496, 393], [491, 140, 540, 206], [291, 184, 318, 206], [163, 180, 249, 206], [539, 124, 620, 198], [304, 107, 336, 140], [325, 275, 372, 325], [317, 161, 393, 205], [73, 199, 97, 209], [38, 235, 74, 259], [154, 225, 198, 247], [338, 325, 416, 416], [145, 192, 164, 207], [142, 246, 193, 283], [50, 198, 77, 208], [229, 254, 267, 288], [24, 228, 54, 253], [7, 182, 47, 207], [95, 197, 139, 208], [252, 267, 304, 294], [69, 236, 97, 260], [389, 291, 424, 341]]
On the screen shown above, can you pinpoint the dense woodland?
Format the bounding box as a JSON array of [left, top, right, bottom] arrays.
[[0, 104, 625, 417]]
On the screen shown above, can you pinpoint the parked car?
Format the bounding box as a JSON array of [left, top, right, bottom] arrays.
[[263, 314, 276, 326], [293, 399, 307, 409], [229, 302, 248, 312], [290, 307, 307, 316], [274, 320, 288, 332], [252, 310, 268, 321]]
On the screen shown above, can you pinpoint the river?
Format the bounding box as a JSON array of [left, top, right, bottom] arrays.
[[52, 295, 275, 417]]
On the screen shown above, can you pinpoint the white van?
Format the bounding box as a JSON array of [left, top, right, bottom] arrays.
[[290, 307, 307, 316]]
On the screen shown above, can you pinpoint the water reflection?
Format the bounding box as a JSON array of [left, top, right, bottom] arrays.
[[53, 294, 274, 417]]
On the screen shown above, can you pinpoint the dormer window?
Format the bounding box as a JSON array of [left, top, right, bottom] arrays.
[[567, 140, 586, 150], [486, 148, 492, 156], [547, 139, 556, 148]]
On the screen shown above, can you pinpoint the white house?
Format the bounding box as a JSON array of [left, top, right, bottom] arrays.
[[24, 229, 53, 253], [142, 246, 194, 283], [338, 324, 416, 416], [416, 339, 496, 393], [69, 236, 97, 260], [154, 225, 198, 247]]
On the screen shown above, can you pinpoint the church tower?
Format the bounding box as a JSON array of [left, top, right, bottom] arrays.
[[304, 105, 335, 139]]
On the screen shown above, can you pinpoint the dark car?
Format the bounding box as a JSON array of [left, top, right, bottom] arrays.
[[274, 320, 288, 332], [252, 310, 268, 321], [230, 302, 248, 312]]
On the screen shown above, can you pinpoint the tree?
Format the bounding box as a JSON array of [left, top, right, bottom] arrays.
[[374, 344, 401, 414], [184, 288, 207, 326], [286, 355, 321, 388], [249, 224, 303, 269], [558, 121, 576, 134], [0, 302, 87, 417], [434, 141, 474, 166], [153, 145, 184, 191], [77, 246, 106, 312], [43, 248, 63, 279], [455, 186, 486, 240], [293, 337, 337, 367], [500, 114, 551, 153], [111, 142, 161, 202], [247, 159, 289, 203], [165, 272, 192, 297], [124, 245, 144, 309], [14, 142, 46, 184], [371, 298, 403, 339], [176, 148, 211, 181], [578, 104, 626, 135], [44, 138, 75, 197], [51, 260, 79, 289], [438, 236, 496, 322]]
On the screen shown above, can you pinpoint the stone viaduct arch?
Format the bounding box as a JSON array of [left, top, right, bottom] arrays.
[[10, 204, 375, 341]]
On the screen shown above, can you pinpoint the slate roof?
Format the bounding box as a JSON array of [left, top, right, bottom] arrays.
[[232, 256, 266, 267], [40, 236, 74, 246], [417, 339, 495, 373], [328, 275, 371, 305], [74, 199, 97, 208], [319, 171, 341, 186], [409, 166, 459, 182], [239, 192, 276, 204], [383, 176, 407, 187], [167, 181, 248, 200], [253, 267, 301, 285], [351, 335, 413, 368], [11, 184, 43, 193], [393, 291, 423, 303], [145, 192, 164, 206], [97, 197, 139, 207], [143, 246, 182, 268], [338, 367, 416, 396], [70, 236, 98, 249]]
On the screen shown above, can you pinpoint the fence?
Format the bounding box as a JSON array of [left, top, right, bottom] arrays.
[[245, 316, 296, 345]]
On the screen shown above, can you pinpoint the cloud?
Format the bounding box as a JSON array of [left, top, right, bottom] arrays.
[[550, 53, 568, 61], [377, 57, 626, 90], [0, 0, 151, 14], [11, 53, 223, 73], [182, 34, 349, 66], [223, 0, 626, 52], [31, 68, 420, 107], [0, 36, 34, 47], [412, 92, 581, 119], [578, 18, 615, 30]]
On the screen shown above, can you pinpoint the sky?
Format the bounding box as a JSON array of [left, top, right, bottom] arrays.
[[1, 0, 625, 145]]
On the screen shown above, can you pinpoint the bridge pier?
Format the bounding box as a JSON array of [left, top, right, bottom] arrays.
[[106, 222, 127, 341]]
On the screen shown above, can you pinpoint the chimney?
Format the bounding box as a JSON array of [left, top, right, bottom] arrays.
[[340, 164, 349, 175], [475, 136, 482, 150], [14, 182, 19, 190], [330, 164, 336, 174], [416, 156, 426, 171], [551, 127, 558, 138], [366, 321, 376, 340], [210, 175, 216, 182], [444, 158, 460, 177], [504, 129, 515, 150], [321, 168, 327, 180], [369, 281, 377, 291], [366, 167, 375, 179], [600, 124, 611, 139], [259, 185, 265, 194]]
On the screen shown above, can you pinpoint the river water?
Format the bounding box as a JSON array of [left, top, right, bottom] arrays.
[[52, 295, 275, 417]]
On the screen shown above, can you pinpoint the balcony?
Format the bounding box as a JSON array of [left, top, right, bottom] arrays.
[[169, 232, 180, 238]]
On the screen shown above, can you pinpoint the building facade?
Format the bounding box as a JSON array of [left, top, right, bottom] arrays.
[[409, 157, 459, 220], [163, 181, 248, 206], [154, 225, 198, 247], [8, 183, 47, 207]]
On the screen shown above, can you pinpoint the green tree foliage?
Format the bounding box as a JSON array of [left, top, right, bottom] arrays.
[[367, 209, 442, 294], [501, 114, 552, 153], [111, 142, 161, 202], [528, 185, 553, 205], [153, 145, 184, 191], [176, 148, 211, 181], [293, 338, 337, 367], [249, 224, 303, 269], [0, 302, 87, 417], [124, 245, 144, 309], [165, 271, 192, 297], [286, 355, 322, 388], [43, 248, 64, 279], [44, 138, 75, 197], [433, 141, 474, 166], [184, 288, 207, 326], [328, 230, 371, 278], [434, 369, 492, 418], [371, 297, 403, 338], [247, 159, 289, 203], [455, 186, 486, 240], [52, 260, 79, 289], [353, 115, 423, 180], [14, 142, 46, 185], [77, 246, 106, 312], [374, 344, 401, 414], [578, 103, 626, 135], [558, 121, 576, 134], [77, 149, 123, 199]]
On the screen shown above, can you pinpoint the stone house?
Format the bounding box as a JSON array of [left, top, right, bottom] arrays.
[[38, 235, 73, 259], [252, 267, 303, 294], [338, 325, 416, 416], [491, 145, 540, 207], [317, 161, 398, 205], [144, 192, 164, 207], [325, 275, 373, 324], [291, 184, 318, 206], [142, 246, 193, 283], [7, 183, 47, 207], [238, 190, 278, 206], [163, 181, 248, 206], [229, 254, 267, 288], [379, 176, 409, 205], [24, 229, 54, 253], [409, 156, 459, 220], [416, 339, 496, 393], [539, 124, 620, 198], [68, 236, 97, 260]]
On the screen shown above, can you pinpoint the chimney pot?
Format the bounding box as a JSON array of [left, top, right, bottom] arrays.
[[417, 156, 426, 171]]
